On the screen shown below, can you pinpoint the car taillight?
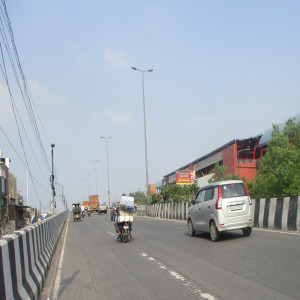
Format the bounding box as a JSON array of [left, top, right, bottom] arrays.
[[216, 187, 222, 210], [244, 182, 252, 205]]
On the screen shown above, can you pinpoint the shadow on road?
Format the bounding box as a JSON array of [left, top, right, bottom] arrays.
[[185, 230, 246, 242], [58, 270, 80, 296]]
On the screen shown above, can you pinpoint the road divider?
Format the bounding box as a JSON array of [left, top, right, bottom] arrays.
[[0, 210, 68, 300], [145, 196, 300, 231]]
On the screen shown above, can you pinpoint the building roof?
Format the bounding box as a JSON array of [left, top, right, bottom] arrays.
[[163, 113, 300, 179], [258, 113, 300, 147]]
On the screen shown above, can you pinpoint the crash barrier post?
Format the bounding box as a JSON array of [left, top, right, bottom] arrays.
[[145, 196, 300, 231], [0, 210, 68, 300]]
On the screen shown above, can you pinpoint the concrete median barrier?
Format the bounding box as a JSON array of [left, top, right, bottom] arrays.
[[146, 196, 300, 231], [0, 210, 68, 300]]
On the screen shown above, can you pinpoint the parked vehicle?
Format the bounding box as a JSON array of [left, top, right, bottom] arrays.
[[98, 202, 107, 214], [110, 202, 120, 221], [89, 195, 99, 212], [187, 180, 253, 242]]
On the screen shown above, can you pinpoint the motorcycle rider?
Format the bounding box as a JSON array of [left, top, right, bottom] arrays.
[[114, 194, 133, 239], [114, 203, 121, 238]]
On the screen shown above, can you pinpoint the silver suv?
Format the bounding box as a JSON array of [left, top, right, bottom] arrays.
[[187, 180, 253, 242]]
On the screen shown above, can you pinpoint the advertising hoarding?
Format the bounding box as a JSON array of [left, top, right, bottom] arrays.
[[176, 170, 195, 185]]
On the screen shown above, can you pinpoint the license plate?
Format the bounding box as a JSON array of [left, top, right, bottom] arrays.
[[124, 226, 129, 229], [231, 204, 243, 211]]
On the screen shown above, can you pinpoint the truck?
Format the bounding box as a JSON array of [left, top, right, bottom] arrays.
[[89, 195, 99, 212], [82, 201, 89, 210]]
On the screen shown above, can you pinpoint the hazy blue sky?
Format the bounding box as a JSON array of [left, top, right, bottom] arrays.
[[1, 1, 299, 210]]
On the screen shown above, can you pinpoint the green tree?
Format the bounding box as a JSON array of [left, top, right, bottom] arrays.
[[160, 183, 199, 203], [208, 162, 239, 183], [129, 189, 147, 204], [150, 193, 162, 204], [249, 119, 300, 198]]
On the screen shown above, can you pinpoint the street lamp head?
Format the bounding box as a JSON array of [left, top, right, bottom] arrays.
[[51, 143, 55, 148], [148, 69, 153, 72], [132, 66, 137, 70]]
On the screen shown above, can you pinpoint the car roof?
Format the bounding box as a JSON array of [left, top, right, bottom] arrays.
[[199, 180, 244, 190]]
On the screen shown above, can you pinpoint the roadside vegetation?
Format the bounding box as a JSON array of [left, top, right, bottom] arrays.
[[248, 118, 300, 198]]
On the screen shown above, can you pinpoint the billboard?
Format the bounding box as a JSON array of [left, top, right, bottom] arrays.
[[176, 170, 195, 185]]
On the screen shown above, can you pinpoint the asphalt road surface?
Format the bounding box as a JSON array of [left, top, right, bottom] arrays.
[[41, 212, 300, 300]]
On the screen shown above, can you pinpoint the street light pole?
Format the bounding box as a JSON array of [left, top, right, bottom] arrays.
[[101, 136, 112, 207], [50, 144, 56, 214], [132, 66, 153, 203]]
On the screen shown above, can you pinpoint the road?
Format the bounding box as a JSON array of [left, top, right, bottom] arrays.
[[43, 212, 300, 300]]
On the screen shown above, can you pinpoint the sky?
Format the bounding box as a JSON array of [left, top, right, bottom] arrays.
[[0, 0, 299, 211]]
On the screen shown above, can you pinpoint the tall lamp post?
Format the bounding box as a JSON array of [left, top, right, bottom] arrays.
[[132, 66, 153, 202], [91, 160, 99, 195], [101, 136, 112, 207], [50, 144, 56, 214]]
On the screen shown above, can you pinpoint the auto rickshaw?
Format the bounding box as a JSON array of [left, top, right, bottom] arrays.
[[73, 203, 82, 222]]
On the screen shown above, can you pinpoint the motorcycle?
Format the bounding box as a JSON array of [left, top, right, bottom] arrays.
[[118, 221, 132, 243], [88, 211, 91, 217], [82, 211, 85, 218]]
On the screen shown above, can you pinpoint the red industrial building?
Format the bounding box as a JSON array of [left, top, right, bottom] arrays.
[[163, 114, 300, 186]]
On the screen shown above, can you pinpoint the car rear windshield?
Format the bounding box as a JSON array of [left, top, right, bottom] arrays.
[[221, 183, 247, 198]]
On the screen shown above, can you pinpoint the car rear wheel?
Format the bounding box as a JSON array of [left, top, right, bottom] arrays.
[[242, 227, 252, 237], [188, 219, 195, 237], [210, 221, 220, 242]]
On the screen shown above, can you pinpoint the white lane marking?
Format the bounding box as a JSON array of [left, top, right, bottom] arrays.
[[106, 231, 220, 299], [107, 231, 116, 237], [134, 248, 221, 300]]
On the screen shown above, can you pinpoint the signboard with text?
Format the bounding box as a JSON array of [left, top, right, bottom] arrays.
[[176, 170, 195, 185]]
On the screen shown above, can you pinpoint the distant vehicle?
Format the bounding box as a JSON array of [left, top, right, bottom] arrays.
[[82, 201, 89, 210], [187, 180, 253, 242], [89, 195, 99, 212], [72, 203, 81, 222], [110, 202, 119, 221], [98, 202, 107, 214]]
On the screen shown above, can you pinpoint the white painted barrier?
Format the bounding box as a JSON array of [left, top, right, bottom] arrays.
[[0, 210, 68, 300], [146, 196, 300, 231]]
